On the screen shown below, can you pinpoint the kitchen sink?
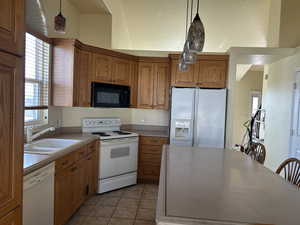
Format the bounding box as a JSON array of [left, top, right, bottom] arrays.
[[24, 138, 81, 154]]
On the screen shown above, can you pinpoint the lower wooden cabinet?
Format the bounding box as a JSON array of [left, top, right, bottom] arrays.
[[54, 140, 99, 225], [138, 136, 168, 183], [0, 207, 21, 225]]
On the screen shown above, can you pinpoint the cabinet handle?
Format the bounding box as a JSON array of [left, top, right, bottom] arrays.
[[87, 157, 92, 161], [71, 166, 78, 172], [86, 185, 89, 195]]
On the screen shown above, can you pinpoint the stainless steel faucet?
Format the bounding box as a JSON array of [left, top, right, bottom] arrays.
[[26, 127, 56, 143]]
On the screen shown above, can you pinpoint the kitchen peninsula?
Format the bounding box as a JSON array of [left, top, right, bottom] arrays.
[[156, 146, 300, 225]]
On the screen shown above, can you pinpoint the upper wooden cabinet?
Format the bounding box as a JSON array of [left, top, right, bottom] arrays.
[[138, 59, 170, 110], [92, 54, 112, 83], [52, 39, 93, 107], [53, 39, 139, 107], [0, 0, 24, 56], [73, 48, 92, 107], [112, 58, 131, 86], [196, 60, 227, 88], [138, 62, 155, 109], [0, 51, 23, 218], [171, 59, 196, 87], [170, 55, 228, 88], [154, 63, 170, 109]]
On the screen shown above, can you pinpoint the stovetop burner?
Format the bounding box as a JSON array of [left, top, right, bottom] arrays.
[[113, 131, 132, 135], [92, 132, 111, 137]]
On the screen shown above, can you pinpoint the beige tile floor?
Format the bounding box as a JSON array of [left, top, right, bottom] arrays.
[[67, 184, 158, 225]]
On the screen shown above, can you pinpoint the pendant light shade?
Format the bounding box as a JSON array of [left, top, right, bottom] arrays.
[[187, 13, 205, 52], [55, 0, 66, 33], [178, 55, 188, 72], [182, 41, 197, 64]]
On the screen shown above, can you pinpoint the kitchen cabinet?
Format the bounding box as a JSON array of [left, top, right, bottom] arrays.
[[0, 207, 21, 225], [138, 62, 155, 109], [138, 59, 170, 110], [52, 39, 139, 108], [196, 60, 227, 88], [170, 54, 228, 88], [138, 136, 168, 184], [0, 51, 23, 219], [112, 58, 131, 86], [92, 54, 113, 83], [52, 39, 93, 107], [171, 59, 196, 87], [0, 0, 24, 56], [73, 48, 92, 107], [130, 61, 138, 108], [54, 140, 99, 225]]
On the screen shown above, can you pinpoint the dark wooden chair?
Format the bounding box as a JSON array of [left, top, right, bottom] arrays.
[[276, 158, 300, 187], [248, 143, 266, 164]]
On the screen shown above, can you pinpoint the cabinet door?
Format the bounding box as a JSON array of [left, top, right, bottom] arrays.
[[0, 0, 24, 56], [153, 63, 169, 110], [197, 60, 227, 88], [171, 59, 196, 87], [92, 54, 112, 83], [0, 52, 23, 218], [130, 62, 138, 108], [0, 207, 21, 225], [73, 48, 92, 107], [112, 58, 131, 86], [85, 150, 99, 197], [72, 160, 86, 212], [138, 63, 155, 108], [55, 168, 73, 225]]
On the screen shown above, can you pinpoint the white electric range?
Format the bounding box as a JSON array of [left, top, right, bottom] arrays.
[[82, 117, 139, 193]]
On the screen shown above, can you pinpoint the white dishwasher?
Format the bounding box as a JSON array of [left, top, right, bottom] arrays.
[[23, 162, 55, 225]]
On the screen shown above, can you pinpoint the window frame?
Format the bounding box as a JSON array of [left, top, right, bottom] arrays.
[[250, 91, 262, 116], [24, 30, 52, 126]]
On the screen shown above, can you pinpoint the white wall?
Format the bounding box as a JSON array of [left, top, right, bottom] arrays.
[[262, 50, 300, 171], [104, 0, 270, 52], [79, 13, 112, 49], [232, 71, 263, 145], [60, 107, 169, 127]]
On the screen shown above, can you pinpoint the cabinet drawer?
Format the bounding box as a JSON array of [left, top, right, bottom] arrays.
[[87, 141, 97, 154], [56, 152, 76, 171], [139, 136, 168, 146], [139, 163, 160, 177], [140, 153, 161, 166], [140, 145, 162, 155]]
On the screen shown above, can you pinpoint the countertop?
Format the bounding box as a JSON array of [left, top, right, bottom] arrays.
[[23, 133, 98, 176], [157, 145, 300, 225], [122, 125, 169, 138]]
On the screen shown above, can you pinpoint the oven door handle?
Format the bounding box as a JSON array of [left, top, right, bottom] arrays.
[[101, 137, 139, 146]]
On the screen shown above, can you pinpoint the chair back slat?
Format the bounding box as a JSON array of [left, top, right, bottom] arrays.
[[249, 143, 266, 164], [276, 158, 300, 187]]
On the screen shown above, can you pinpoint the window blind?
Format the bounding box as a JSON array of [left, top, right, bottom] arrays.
[[25, 33, 50, 110]]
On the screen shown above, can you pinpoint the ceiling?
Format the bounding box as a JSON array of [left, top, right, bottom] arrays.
[[69, 0, 110, 14]]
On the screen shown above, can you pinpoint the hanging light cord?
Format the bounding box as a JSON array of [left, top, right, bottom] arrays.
[[185, 0, 189, 38], [190, 0, 193, 24], [59, 0, 62, 13], [197, 0, 199, 14]]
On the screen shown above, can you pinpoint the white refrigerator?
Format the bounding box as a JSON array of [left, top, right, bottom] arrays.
[[170, 88, 227, 148]]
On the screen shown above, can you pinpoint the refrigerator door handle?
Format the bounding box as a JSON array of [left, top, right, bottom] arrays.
[[193, 88, 199, 147]]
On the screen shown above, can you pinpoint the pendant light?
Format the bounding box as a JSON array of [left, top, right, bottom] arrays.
[[54, 0, 66, 33], [187, 0, 205, 52], [179, 0, 192, 72]]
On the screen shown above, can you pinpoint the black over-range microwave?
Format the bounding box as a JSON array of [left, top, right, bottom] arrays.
[[91, 82, 130, 108]]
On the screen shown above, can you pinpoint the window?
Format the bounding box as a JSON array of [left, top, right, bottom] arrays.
[[25, 33, 51, 125], [250, 91, 262, 116]]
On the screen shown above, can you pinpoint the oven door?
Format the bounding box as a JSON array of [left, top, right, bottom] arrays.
[[100, 137, 138, 179], [91, 82, 130, 108]]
